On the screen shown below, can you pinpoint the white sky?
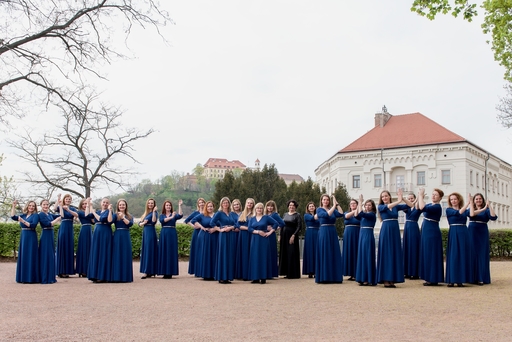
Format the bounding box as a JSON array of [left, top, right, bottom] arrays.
[[2, 0, 511, 197]]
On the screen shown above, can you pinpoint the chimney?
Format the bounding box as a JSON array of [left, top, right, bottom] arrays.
[[374, 105, 391, 127]]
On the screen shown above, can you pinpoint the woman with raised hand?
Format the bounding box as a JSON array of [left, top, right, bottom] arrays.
[[342, 199, 360, 282], [315, 194, 344, 284], [211, 197, 236, 284], [56, 194, 79, 278], [75, 198, 95, 278], [355, 194, 377, 286], [139, 198, 159, 279], [418, 187, 445, 286], [158, 199, 183, 279], [235, 198, 255, 281], [88, 197, 113, 283], [403, 193, 421, 280], [248, 202, 279, 284], [38, 199, 61, 284], [264, 200, 284, 278], [11, 200, 40, 283], [191, 201, 217, 280], [469, 193, 497, 285], [279, 199, 302, 279], [186, 198, 206, 276], [111, 199, 134, 283], [445, 192, 472, 287], [302, 201, 320, 278]]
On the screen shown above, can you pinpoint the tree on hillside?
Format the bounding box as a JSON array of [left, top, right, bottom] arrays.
[[411, 1, 512, 82], [9, 91, 153, 198], [0, 0, 172, 123]]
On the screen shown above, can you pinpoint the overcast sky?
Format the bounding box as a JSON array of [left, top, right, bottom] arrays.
[[3, 1, 511, 197]]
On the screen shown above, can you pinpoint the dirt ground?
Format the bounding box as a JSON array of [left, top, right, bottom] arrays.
[[1, 261, 511, 341]]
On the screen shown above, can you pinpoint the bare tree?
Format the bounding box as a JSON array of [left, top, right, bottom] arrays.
[[0, 0, 172, 122], [497, 84, 512, 128], [9, 91, 154, 198]]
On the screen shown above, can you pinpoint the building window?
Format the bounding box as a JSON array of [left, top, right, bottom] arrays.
[[374, 174, 382, 188], [441, 170, 451, 184], [353, 175, 360, 188], [482, 175, 485, 190], [417, 171, 425, 185], [498, 181, 500, 194], [470, 170, 473, 186], [476, 173, 479, 188]]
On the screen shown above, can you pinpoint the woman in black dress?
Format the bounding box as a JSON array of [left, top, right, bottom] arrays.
[[279, 199, 302, 279]]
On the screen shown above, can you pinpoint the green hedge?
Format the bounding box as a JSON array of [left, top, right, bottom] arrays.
[[0, 223, 194, 259]]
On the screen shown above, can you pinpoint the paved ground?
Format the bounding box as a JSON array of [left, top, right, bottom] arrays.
[[1, 261, 511, 341]]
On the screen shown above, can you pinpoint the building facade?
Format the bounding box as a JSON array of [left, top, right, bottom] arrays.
[[202, 158, 246, 179], [315, 110, 512, 228]]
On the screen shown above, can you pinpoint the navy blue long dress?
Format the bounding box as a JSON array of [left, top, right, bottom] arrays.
[[56, 206, 77, 276], [248, 216, 278, 281], [88, 210, 112, 282], [468, 208, 497, 284], [139, 211, 158, 276], [235, 214, 252, 280], [38, 211, 59, 284], [211, 211, 236, 282], [75, 210, 95, 276], [268, 212, 284, 278], [341, 213, 360, 279], [302, 213, 320, 276], [403, 207, 421, 278], [419, 203, 444, 284], [229, 212, 240, 278], [185, 210, 201, 275], [12, 213, 40, 283], [279, 212, 302, 278], [191, 214, 217, 279], [376, 204, 406, 284], [158, 212, 183, 277], [315, 207, 344, 284], [445, 208, 471, 284], [112, 214, 134, 282], [355, 211, 377, 285]]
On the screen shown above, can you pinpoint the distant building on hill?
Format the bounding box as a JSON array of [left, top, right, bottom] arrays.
[[315, 107, 512, 229], [202, 158, 246, 179]]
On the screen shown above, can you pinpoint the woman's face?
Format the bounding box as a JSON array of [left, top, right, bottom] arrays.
[[41, 201, 49, 212], [64, 196, 72, 205], [232, 202, 241, 212], [364, 201, 373, 212], [247, 201, 254, 209], [381, 192, 390, 204], [266, 204, 274, 213], [474, 195, 484, 208], [198, 200, 205, 209], [307, 203, 315, 213], [321, 196, 330, 207], [349, 200, 357, 210], [118, 201, 127, 212], [449, 195, 459, 208], [81, 201, 87, 210], [255, 206, 263, 215], [206, 203, 214, 214], [101, 198, 110, 209], [407, 195, 415, 203], [431, 191, 441, 203], [222, 200, 230, 210], [165, 202, 172, 211], [288, 202, 296, 211], [147, 200, 155, 209], [27, 202, 36, 213]]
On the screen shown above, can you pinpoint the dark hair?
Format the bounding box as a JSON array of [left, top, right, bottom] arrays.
[[161, 200, 174, 214], [379, 190, 392, 205], [365, 199, 377, 213], [319, 194, 331, 208], [305, 201, 316, 214], [433, 188, 444, 199], [473, 193, 486, 210], [286, 199, 298, 209]]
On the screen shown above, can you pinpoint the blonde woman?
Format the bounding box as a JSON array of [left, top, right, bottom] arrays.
[[139, 198, 158, 279], [235, 198, 255, 280]]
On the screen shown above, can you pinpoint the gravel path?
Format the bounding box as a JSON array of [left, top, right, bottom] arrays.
[[1, 261, 511, 341]]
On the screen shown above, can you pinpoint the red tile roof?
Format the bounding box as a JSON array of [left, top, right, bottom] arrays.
[[340, 113, 466, 153], [279, 174, 304, 182], [203, 158, 246, 169]]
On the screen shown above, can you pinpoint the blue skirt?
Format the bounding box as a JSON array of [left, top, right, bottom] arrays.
[[355, 228, 376, 285], [376, 220, 404, 283], [302, 228, 319, 275], [16, 229, 40, 283], [235, 229, 251, 280], [112, 229, 133, 282], [341, 225, 360, 277], [75, 224, 92, 275], [315, 225, 342, 283], [199, 231, 218, 279], [39, 228, 56, 284], [56, 220, 75, 275], [88, 224, 112, 282], [194, 230, 206, 277], [468, 222, 491, 284], [215, 231, 234, 281], [445, 225, 472, 284], [419, 220, 444, 283], [403, 221, 420, 277], [158, 227, 179, 276], [140, 226, 158, 275], [188, 228, 200, 275], [248, 234, 272, 280]]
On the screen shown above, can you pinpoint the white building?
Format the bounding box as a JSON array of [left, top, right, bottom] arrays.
[[315, 109, 512, 228]]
